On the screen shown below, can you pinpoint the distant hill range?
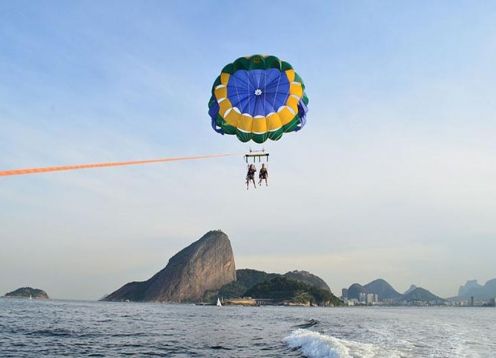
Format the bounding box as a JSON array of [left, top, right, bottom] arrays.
[[347, 279, 402, 301], [4, 287, 49, 299], [104, 230, 341, 306], [345, 279, 444, 304], [458, 279, 496, 300], [364, 279, 402, 300], [400, 287, 444, 304]]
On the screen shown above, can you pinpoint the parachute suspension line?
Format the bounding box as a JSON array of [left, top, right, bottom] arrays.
[[0, 153, 237, 177]]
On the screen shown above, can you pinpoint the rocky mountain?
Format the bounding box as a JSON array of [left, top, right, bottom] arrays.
[[458, 280, 481, 297], [363, 279, 402, 300], [400, 287, 444, 304], [244, 276, 342, 306], [458, 279, 496, 299], [284, 270, 331, 291], [4, 287, 49, 299], [104, 230, 236, 303]]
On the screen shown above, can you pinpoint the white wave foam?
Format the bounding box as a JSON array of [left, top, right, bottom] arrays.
[[283, 329, 400, 358]]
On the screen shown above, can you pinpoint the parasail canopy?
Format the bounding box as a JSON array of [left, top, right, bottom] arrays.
[[208, 55, 308, 144]]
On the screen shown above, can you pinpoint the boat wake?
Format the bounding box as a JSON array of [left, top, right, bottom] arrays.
[[283, 329, 400, 358]]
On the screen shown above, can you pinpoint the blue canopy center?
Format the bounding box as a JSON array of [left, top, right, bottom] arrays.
[[226, 69, 290, 117]]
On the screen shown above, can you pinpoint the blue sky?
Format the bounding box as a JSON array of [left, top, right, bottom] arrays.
[[1, 1, 495, 299]]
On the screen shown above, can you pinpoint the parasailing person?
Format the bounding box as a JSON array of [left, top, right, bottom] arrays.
[[258, 163, 268, 186], [246, 164, 257, 190]]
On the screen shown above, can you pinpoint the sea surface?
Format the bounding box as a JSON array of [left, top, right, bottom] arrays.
[[1, 298, 495, 357]]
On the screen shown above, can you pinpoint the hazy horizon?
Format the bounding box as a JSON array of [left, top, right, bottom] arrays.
[[1, 1, 495, 300], [2, 227, 494, 300]]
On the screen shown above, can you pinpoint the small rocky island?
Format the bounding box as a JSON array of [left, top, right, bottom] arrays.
[[104, 230, 342, 306], [4, 287, 49, 299]]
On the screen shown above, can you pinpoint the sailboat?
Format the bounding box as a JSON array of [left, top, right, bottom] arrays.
[[216, 298, 222, 307]]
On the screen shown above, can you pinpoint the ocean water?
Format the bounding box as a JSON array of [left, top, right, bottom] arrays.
[[1, 299, 495, 357]]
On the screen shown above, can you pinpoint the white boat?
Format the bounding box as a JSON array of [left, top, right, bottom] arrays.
[[29, 295, 32, 300], [216, 298, 222, 307]]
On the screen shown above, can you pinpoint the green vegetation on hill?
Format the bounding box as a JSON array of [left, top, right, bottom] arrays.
[[4, 287, 49, 299], [216, 268, 334, 300], [283, 270, 331, 291], [217, 269, 280, 299], [206, 268, 338, 305], [244, 276, 342, 306]]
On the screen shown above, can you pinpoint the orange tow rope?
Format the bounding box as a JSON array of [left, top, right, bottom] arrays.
[[0, 153, 236, 177]]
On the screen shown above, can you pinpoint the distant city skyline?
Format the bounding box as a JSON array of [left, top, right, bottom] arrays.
[[1, 1, 495, 299]]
